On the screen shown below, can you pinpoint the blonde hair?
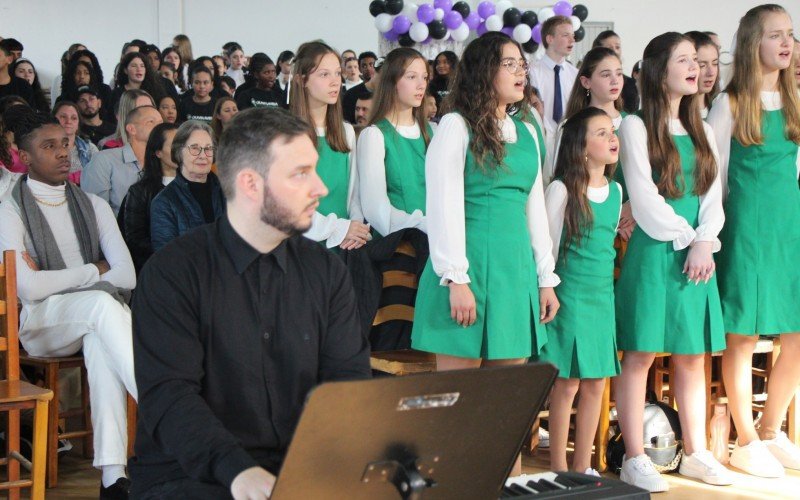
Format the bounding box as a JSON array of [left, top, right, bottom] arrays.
[[727, 4, 800, 145], [173, 34, 194, 66], [289, 41, 349, 153]]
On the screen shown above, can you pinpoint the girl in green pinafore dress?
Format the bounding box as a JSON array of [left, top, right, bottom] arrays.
[[356, 48, 433, 238], [539, 108, 622, 475], [290, 41, 370, 251], [614, 33, 732, 492], [707, 5, 800, 478]]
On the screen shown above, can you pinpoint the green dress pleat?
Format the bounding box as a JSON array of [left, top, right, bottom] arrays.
[[315, 136, 350, 219], [412, 117, 547, 359], [539, 180, 622, 378], [615, 135, 725, 354], [717, 109, 800, 335]]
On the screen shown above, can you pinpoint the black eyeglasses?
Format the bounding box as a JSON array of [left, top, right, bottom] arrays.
[[186, 144, 215, 157]]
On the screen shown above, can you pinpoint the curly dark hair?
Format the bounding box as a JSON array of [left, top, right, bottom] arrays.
[[447, 32, 526, 169], [0, 97, 31, 166], [67, 49, 105, 88], [61, 60, 96, 102], [114, 52, 166, 103]]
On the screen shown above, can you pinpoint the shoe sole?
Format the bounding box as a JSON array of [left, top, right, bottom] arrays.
[[678, 468, 733, 486], [620, 471, 669, 493], [729, 458, 784, 479]]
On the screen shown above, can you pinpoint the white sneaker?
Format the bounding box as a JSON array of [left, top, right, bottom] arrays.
[[538, 427, 550, 448], [763, 431, 800, 470], [679, 450, 734, 485], [583, 467, 600, 477], [730, 440, 784, 478], [620, 454, 669, 493]]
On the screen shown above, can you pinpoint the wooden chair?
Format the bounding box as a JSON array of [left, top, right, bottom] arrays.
[[0, 250, 53, 500], [19, 352, 137, 488]]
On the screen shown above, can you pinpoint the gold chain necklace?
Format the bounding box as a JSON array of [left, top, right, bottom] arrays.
[[33, 196, 68, 207]]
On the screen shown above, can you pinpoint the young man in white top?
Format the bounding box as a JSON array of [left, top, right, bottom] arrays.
[[0, 111, 137, 499], [528, 16, 578, 137]]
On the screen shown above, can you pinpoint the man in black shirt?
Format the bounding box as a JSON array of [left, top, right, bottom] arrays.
[[0, 44, 34, 105], [76, 86, 116, 146], [235, 56, 286, 110], [130, 108, 371, 499], [342, 51, 378, 124]]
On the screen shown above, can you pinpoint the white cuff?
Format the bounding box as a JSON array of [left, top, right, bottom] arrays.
[[440, 270, 471, 286], [326, 219, 352, 249], [538, 272, 561, 288], [672, 227, 697, 251]]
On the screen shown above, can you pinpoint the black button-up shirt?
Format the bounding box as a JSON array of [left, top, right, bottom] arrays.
[[129, 214, 371, 496]]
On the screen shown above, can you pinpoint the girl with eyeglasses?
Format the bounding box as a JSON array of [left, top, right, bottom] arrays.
[[150, 120, 224, 251], [411, 33, 559, 476]]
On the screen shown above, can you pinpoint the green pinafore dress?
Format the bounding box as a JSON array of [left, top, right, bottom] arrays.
[[412, 117, 547, 359], [539, 180, 622, 378], [376, 119, 430, 219], [717, 109, 800, 335], [615, 135, 725, 354], [315, 136, 350, 219]]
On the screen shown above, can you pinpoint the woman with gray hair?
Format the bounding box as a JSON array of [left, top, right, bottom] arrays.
[[150, 120, 224, 251]]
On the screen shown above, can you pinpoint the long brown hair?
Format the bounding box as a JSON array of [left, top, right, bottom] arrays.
[[554, 107, 616, 255], [727, 4, 800, 146], [290, 41, 350, 153], [211, 96, 236, 139], [448, 32, 527, 169], [173, 34, 194, 66], [367, 48, 431, 147], [565, 47, 624, 118], [684, 31, 721, 110], [640, 32, 716, 198]]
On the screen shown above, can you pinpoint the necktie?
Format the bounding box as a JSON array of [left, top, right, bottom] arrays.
[[553, 65, 563, 123]]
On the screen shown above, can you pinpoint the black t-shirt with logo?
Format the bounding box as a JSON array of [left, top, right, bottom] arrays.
[[81, 120, 117, 146], [235, 87, 286, 111], [179, 96, 217, 123]]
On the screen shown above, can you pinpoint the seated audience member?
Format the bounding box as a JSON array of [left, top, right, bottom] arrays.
[[157, 95, 178, 124], [211, 96, 238, 139], [0, 44, 34, 105], [53, 100, 98, 184], [354, 92, 373, 129], [99, 89, 154, 150], [130, 108, 371, 499], [143, 44, 161, 72], [120, 123, 178, 273], [50, 43, 87, 107], [212, 55, 228, 78], [235, 55, 286, 110], [150, 120, 224, 251], [61, 50, 115, 123], [224, 44, 246, 87], [110, 53, 166, 116], [161, 47, 187, 93], [342, 56, 362, 91], [220, 75, 236, 97], [0, 110, 137, 499], [0, 163, 20, 200], [76, 86, 117, 146], [276, 50, 295, 92], [10, 59, 50, 113], [0, 38, 23, 61], [342, 51, 378, 123], [0, 98, 33, 173], [179, 66, 217, 123], [82, 105, 163, 215], [159, 61, 181, 95]]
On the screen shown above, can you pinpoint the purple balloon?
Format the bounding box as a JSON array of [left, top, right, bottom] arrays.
[[433, 0, 453, 11], [531, 24, 542, 44], [384, 29, 400, 42], [443, 10, 463, 30], [477, 21, 488, 36], [393, 14, 412, 34], [464, 11, 481, 30], [477, 1, 495, 19], [501, 26, 514, 37], [553, 1, 573, 17], [417, 3, 435, 23], [423, 36, 433, 45]]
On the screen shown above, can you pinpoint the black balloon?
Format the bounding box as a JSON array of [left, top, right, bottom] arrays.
[[522, 40, 539, 54], [398, 32, 415, 47], [452, 1, 470, 18], [502, 7, 522, 27], [385, 0, 404, 15], [428, 20, 448, 40], [572, 4, 589, 22], [520, 10, 538, 28], [574, 26, 586, 42], [369, 0, 386, 17]]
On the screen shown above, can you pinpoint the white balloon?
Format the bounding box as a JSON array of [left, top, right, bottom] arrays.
[[538, 7, 555, 23], [512, 24, 533, 44], [485, 14, 503, 32], [409, 22, 430, 43], [375, 13, 394, 33], [570, 15, 581, 31], [402, 2, 419, 19], [495, 0, 513, 14], [434, 8, 445, 21], [451, 22, 470, 42]]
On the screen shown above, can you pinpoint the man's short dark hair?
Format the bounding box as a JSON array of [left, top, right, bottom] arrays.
[[358, 51, 378, 65], [0, 38, 23, 53], [216, 108, 316, 200], [8, 107, 58, 151], [356, 90, 374, 101]]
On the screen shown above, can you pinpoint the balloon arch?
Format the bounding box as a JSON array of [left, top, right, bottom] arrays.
[[370, 0, 590, 58]]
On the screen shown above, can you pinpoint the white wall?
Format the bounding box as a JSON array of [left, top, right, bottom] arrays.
[[0, 0, 798, 91]]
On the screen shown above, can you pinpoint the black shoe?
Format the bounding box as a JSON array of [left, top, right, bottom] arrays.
[[100, 477, 131, 500]]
